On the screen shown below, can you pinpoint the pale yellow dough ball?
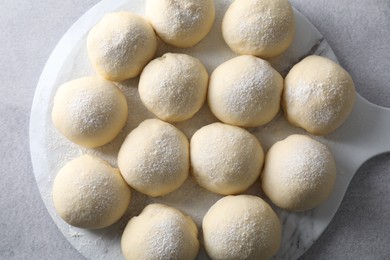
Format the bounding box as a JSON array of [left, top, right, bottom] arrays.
[[222, 0, 295, 58], [121, 204, 199, 260], [52, 155, 131, 229], [87, 12, 157, 81], [208, 55, 283, 127], [118, 119, 189, 197], [261, 134, 337, 211], [190, 122, 264, 195], [139, 53, 208, 122], [283, 55, 356, 135], [51, 77, 128, 148], [202, 195, 281, 260], [146, 0, 215, 48]]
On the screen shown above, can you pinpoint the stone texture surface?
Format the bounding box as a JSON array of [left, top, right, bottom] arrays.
[[0, 0, 389, 259]]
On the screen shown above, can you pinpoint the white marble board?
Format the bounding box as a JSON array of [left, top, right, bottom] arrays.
[[29, 0, 390, 259]]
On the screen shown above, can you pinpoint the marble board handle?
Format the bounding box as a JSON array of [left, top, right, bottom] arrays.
[[328, 93, 390, 169]]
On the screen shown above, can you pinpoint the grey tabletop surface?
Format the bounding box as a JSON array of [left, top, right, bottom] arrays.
[[1, 0, 390, 259]]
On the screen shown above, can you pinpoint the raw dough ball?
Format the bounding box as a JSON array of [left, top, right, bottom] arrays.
[[190, 122, 264, 195], [208, 55, 283, 127], [139, 53, 208, 122], [222, 0, 295, 58], [261, 134, 336, 211], [146, 0, 215, 48], [52, 155, 131, 229], [87, 12, 157, 81], [283, 55, 356, 135], [203, 195, 281, 260], [52, 77, 128, 148], [121, 204, 199, 260], [118, 119, 189, 197]]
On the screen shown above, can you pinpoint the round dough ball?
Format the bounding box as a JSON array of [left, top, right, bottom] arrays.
[[190, 122, 264, 195], [261, 134, 337, 211], [283, 55, 356, 135], [139, 53, 208, 122], [208, 55, 283, 127], [52, 155, 131, 229], [203, 195, 281, 260], [87, 12, 157, 81], [52, 77, 128, 148], [222, 0, 295, 58], [121, 204, 199, 260], [118, 119, 189, 197], [146, 0, 215, 48]]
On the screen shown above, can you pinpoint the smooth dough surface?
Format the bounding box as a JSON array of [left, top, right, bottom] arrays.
[[261, 134, 336, 211], [139, 53, 208, 122], [222, 0, 295, 58], [87, 12, 157, 81], [118, 119, 189, 197], [190, 122, 264, 195], [121, 204, 199, 260], [202, 195, 281, 260], [52, 155, 131, 229], [51, 77, 128, 148], [283, 55, 356, 135], [208, 55, 283, 127], [146, 0, 215, 48]]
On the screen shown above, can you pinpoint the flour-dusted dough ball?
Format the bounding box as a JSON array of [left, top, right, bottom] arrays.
[[283, 55, 356, 135], [261, 134, 336, 211], [139, 53, 208, 122], [208, 55, 283, 127], [87, 12, 157, 81], [203, 195, 281, 260], [118, 119, 189, 197], [52, 77, 128, 148], [190, 122, 264, 195], [121, 204, 199, 260], [146, 0, 215, 48], [222, 0, 295, 58], [52, 155, 131, 229]]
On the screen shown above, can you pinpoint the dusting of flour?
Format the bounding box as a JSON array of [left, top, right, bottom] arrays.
[[36, 0, 339, 259]]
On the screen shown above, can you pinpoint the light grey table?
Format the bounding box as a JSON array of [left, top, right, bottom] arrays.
[[1, 0, 389, 259]]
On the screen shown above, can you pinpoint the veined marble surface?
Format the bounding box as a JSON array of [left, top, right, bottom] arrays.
[[1, 0, 390, 259], [29, 0, 390, 259]]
